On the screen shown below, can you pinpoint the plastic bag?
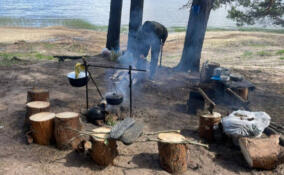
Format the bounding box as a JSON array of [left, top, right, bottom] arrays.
[[222, 110, 271, 138]]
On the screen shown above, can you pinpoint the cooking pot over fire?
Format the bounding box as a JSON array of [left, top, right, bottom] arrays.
[[105, 92, 124, 105]]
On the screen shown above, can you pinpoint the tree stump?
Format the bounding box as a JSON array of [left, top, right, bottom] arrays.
[[29, 112, 55, 145], [27, 88, 49, 103], [157, 133, 188, 174], [90, 127, 118, 166], [26, 101, 50, 124], [239, 135, 280, 170], [199, 112, 221, 142], [54, 112, 82, 150]]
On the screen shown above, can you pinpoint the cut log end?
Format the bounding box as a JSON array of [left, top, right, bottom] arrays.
[[90, 127, 118, 166], [239, 135, 280, 170], [54, 112, 82, 150], [199, 112, 221, 142], [26, 101, 50, 125], [27, 88, 49, 103], [30, 112, 55, 145], [157, 132, 188, 174]]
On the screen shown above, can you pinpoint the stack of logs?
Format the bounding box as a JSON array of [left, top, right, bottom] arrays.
[[26, 88, 82, 149]]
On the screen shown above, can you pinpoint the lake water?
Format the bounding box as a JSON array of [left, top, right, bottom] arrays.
[[0, 0, 269, 28]]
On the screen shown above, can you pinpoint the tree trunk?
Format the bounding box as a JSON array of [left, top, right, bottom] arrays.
[[106, 0, 123, 51], [30, 112, 55, 145], [176, 0, 214, 72], [54, 112, 82, 150], [127, 0, 144, 52]]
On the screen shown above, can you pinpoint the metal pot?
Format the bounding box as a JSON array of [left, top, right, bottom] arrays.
[[86, 107, 106, 124], [106, 92, 124, 105], [67, 71, 89, 87]]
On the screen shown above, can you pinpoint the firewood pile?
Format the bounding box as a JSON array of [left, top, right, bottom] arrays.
[[185, 61, 284, 170], [24, 88, 208, 173], [24, 74, 283, 172]]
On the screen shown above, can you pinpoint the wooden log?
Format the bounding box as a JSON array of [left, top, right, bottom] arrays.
[[27, 88, 49, 103], [157, 133, 188, 174], [54, 112, 82, 150], [236, 88, 249, 101], [199, 112, 221, 142], [226, 88, 248, 103], [26, 101, 50, 124], [90, 127, 118, 166], [239, 135, 280, 170], [29, 112, 55, 145]]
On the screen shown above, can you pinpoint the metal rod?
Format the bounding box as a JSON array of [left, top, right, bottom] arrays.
[[83, 60, 89, 110], [87, 70, 104, 100], [129, 65, 133, 118], [87, 63, 146, 72]]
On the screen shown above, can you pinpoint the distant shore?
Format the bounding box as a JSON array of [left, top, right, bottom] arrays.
[[0, 17, 283, 34]]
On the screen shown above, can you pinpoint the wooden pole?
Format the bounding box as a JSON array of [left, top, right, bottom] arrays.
[[127, 0, 144, 52], [29, 112, 55, 145], [106, 0, 123, 51]]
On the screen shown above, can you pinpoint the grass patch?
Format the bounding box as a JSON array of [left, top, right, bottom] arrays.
[[256, 50, 273, 56], [0, 52, 55, 66], [276, 50, 284, 55], [242, 51, 253, 57], [280, 57, 284, 60], [34, 53, 54, 60]]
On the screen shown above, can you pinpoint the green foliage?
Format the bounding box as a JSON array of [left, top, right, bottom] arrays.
[[276, 49, 284, 55], [0, 52, 55, 66], [187, 0, 284, 27], [242, 51, 253, 57], [257, 50, 273, 56], [280, 57, 284, 60]]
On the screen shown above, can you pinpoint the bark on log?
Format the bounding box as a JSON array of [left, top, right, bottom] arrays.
[[30, 112, 55, 145], [106, 0, 123, 50], [27, 88, 49, 103], [157, 133, 188, 174], [90, 127, 118, 166], [54, 112, 82, 150], [127, 0, 144, 52], [236, 88, 249, 101], [239, 135, 280, 170], [199, 112, 221, 142], [26, 101, 50, 125]]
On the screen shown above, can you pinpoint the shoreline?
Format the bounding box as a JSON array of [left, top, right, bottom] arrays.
[[0, 17, 283, 34]]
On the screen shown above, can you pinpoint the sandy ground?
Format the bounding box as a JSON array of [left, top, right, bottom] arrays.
[[0, 27, 284, 175]]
